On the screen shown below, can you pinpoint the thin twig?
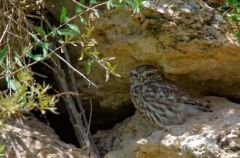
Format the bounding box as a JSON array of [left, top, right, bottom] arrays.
[[0, 46, 60, 80], [54, 91, 79, 98], [72, 0, 91, 10], [88, 99, 93, 135], [0, 15, 98, 87], [6, 31, 23, 39], [40, 61, 58, 74], [53, 52, 98, 88], [1, 1, 105, 88], [0, 23, 9, 44], [52, 54, 86, 146], [94, 55, 121, 80], [26, 14, 52, 29], [32, 71, 48, 78], [62, 45, 100, 158], [45, 1, 109, 39]]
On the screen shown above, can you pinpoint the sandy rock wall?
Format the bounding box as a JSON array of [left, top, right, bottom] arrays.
[[43, 0, 240, 109], [15, 1, 240, 157], [74, 0, 240, 110]]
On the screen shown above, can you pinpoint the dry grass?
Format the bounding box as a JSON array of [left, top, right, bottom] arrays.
[[0, 0, 33, 53]]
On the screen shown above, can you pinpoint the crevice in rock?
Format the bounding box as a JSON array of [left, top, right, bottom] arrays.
[[30, 61, 135, 147], [83, 101, 135, 133], [224, 97, 240, 105], [207, 91, 240, 104], [32, 104, 80, 147]]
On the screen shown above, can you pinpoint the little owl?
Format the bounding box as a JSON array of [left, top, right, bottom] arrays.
[[130, 64, 211, 128]]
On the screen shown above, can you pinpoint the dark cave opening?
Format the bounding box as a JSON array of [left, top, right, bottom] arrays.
[[32, 98, 135, 147], [31, 61, 135, 147]]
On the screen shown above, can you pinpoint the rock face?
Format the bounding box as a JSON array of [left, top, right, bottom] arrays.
[[15, 1, 240, 158], [41, 0, 240, 144], [95, 97, 240, 158], [42, 0, 240, 110], [1, 115, 92, 158], [73, 0, 240, 110]]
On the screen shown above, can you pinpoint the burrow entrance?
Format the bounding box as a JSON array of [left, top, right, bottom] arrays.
[[31, 61, 135, 147]]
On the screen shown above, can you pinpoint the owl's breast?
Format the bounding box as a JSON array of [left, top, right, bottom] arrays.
[[130, 84, 141, 97]]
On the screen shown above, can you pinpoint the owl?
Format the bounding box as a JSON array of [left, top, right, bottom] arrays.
[[130, 64, 211, 128]]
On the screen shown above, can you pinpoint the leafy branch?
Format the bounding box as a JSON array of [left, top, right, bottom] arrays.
[[220, 0, 240, 40]]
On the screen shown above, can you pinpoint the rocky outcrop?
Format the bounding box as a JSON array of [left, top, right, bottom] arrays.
[[95, 97, 240, 158], [41, 0, 240, 119], [1, 115, 92, 158], [14, 1, 240, 158], [41, 0, 240, 110], [66, 0, 240, 110]]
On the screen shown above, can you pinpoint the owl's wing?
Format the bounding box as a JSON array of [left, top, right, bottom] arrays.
[[141, 80, 212, 112], [142, 80, 191, 103]]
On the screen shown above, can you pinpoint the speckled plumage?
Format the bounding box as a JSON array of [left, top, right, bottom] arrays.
[[130, 64, 211, 128]]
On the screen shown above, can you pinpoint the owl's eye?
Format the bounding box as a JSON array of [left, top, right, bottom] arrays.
[[130, 72, 138, 78], [145, 72, 155, 78]]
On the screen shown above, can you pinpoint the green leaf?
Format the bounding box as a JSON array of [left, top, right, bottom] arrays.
[[6, 78, 19, 91], [80, 0, 86, 3], [80, 16, 87, 25], [89, 0, 97, 6], [79, 50, 85, 60], [85, 60, 93, 74], [235, 30, 240, 39], [0, 145, 5, 156], [60, 7, 67, 23], [41, 42, 48, 56], [24, 45, 46, 61], [29, 54, 45, 61], [93, 9, 99, 18], [0, 120, 5, 130], [110, 64, 117, 72], [57, 28, 80, 36], [51, 27, 58, 37], [228, 0, 237, 5], [24, 48, 46, 61], [17, 71, 32, 81], [0, 46, 8, 65], [57, 28, 78, 36], [31, 34, 39, 45], [75, 0, 85, 13], [106, 1, 112, 10], [86, 51, 100, 57], [111, 2, 123, 8], [126, 0, 145, 13], [228, 13, 240, 21], [67, 24, 80, 33], [237, 4, 240, 13], [14, 51, 23, 67], [75, 5, 83, 13], [35, 26, 46, 36]]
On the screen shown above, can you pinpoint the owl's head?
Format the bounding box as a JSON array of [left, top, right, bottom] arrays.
[[130, 64, 163, 85]]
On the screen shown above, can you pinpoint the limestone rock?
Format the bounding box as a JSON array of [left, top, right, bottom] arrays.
[[42, 0, 239, 113], [1, 115, 92, 158], [71, 0, 240, 110], [94, 97, 240, 158]]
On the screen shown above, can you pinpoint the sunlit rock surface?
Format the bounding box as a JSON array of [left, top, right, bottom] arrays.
[[44, 0, 240, 115], [1, 115, 92, 158], [95, 97, 240, 158], [65, 0, 240, 110]]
